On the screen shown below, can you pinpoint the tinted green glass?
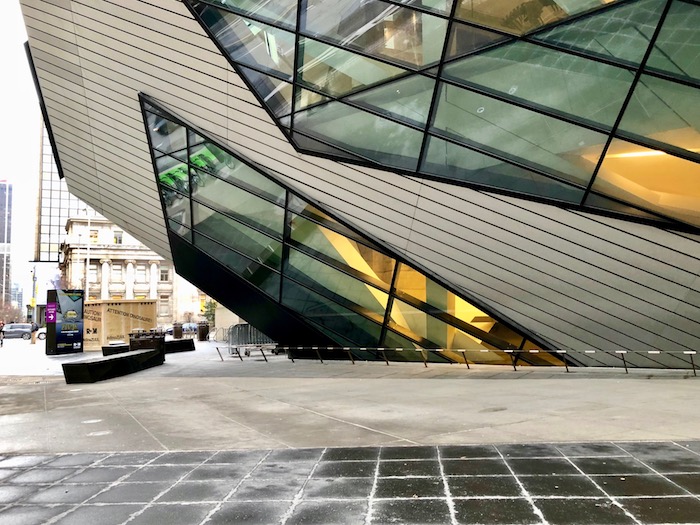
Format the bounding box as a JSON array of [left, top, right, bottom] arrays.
[[194, 232, 281, 298], [422, 136, 585, 202], [161, 184, 190, 227], [289, 213, 396, 288], [445, 21, 508, 59], [532, 0, 665, 66], [167, 219, 192, 242], [192, 201, 283, 269], [156, 155, 190, 195], [281, 278, 383, 346], [297, 37, 406, 98], [431, 83, 607, 184], [646, 0, 700, 83], [293, 99, 424, 171], [191, 170, 285, 237], [146, 112, 187, 155], [237, 66, 294, 117], [583, 192, 674, 222], [619, 74, 700, 155], [193, 0, 297, 30], [454, 0, 620, 35], [302, 0, 448, 68], [187, 139, 286, 204], [290, 131, 368, 162], [346, 74, 436, 127], [195, 6, 295, 80], [286, 248, 389, 317], [442, 40, 634, 128]]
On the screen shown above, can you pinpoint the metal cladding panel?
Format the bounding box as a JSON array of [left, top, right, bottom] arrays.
[[20, 0, 700, 353]]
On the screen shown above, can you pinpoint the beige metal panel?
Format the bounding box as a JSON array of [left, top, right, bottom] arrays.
[[22, 0, 73, 19]]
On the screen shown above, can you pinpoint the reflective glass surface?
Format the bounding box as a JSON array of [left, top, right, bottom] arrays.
[[160, 183, 191, 228], [194, 0, 297, 30], [297, 37, 406, 97], [302, 0, 448, 68], [238, 66, 294, 117], [192, 201, 283, 269], [421, 135, 585, 202], [442, 41, 634, 128], [532, 0, 665, 66], [168, 219, 192, 242], [454, 0, 619, 35], [392, 0, 454, 15], [432, 83, 608, 184], [646, 0, 700, 83], [293, 99, 424, 170], [147, 113, 187, 155], [591, 139, 700, 227], [619, 74, 700, 155]]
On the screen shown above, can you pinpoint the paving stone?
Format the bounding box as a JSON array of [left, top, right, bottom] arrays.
[[380, 446, 438, 460], [621, 496, 700, 523], [97, 452, 162, 466], [453, 498, 538, 525], [0, 504, 71, 525], [156, 480, 233, 502], [231, 477, 305, 500], [25, 483, 107, 504], [666, 473, 700, 494], [44, 454, 107, 467], [64, 466, 137, 483], [88, 482, 173, 503], [535, 498, 635, 524], [122, 465, 193, 482], [594, 474, 688, 497], [207, 501, 290, 525], [507, 458, 580, 476], [266, 449, 323, 462], [322, 447, 380, 461], [127, 502, 215, 524], [438, 445, 499, 459], [442, 458, 510, 476], [6, 468, 78, 484], [375, 477, 445, 498], [303, 477, 373, 499], [52, 504, 143, 525], [372, 498, 450, 524], [312, 460, 376, 478], [183, 464, 252, 481], [206, 450, 268, 464], [448, 475, 522, 497], [0, 485, 42, 504], [518, 474, 604, 497], [379, 460, 441, 477], [287, 500, 368, 524], [497, 444, 563, 458], [0, 456, 53, 469], [149, 451, 215, 465], [0, 469, 20, 482], [254, 461, 316, 478], [555, 443, 629, 457], [572, 457, 653, 475]]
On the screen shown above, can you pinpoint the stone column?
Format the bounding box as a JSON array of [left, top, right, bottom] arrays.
[[100, 259, 110, 300], [149, 260, 159, 300], [125, 260, 135, 300]]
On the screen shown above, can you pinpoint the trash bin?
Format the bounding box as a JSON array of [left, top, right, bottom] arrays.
[[173, 322, 183, 339], [197, 322, 209, 341]]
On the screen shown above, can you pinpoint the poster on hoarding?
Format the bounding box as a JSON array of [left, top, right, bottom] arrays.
[[50, 289, 84, 354]]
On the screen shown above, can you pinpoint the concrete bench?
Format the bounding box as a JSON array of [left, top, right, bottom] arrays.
[[62, 348, 164, 384]]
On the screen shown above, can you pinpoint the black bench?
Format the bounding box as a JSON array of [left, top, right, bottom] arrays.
[[102, 344, 131, 356], [164, 339, 195, 353], [62, 348, 164, 384]]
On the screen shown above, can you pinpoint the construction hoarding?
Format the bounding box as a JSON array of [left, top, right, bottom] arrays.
[[84, 300, 157, 351]]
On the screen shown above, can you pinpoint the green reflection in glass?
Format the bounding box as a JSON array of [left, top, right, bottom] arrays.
[[302, 0, 448, 68], [156, 155, 190, 195], [421, 135, 585, 202], [297, 37, 406, 98], [591, 138, 700, 227], [619, 74, 700, 155], [289, 213, 395, 288], [191, 169, 285, 237], [346, 74, 436, 127], [646, 0, 700, 83], [532, 0, 664, 66], [293, 98, 424, 171], [160, 184, 191, 228], [445, 21, 508, 59], [282, 278, 383, 346], [432, 82, 607, 184], [194, 232, 281, 298], [442, 40, 634, 128], [286, 248, 389, 318], [186, 135, 286, 204], [194, 5, 296, 80], [192, 201, 283, 269], [194, 0, 297, 30], [454, 0, 619, 35], [237, 65, 294, 117]]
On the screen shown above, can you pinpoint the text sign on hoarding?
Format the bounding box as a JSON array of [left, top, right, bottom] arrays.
[[46, 302, 57, 323]]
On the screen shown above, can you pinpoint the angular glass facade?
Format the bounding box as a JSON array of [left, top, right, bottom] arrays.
[[186, 0, 700, 229], [141, 95, 557, 365]]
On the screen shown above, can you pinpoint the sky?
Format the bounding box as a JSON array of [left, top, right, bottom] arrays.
[[2, 2, 45, 301]]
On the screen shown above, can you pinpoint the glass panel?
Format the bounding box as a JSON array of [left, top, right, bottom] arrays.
[[302, 0, 448, 68], [193, 0, 297, 30], [191, 169, 285, 237], [192, 201, 283, 269], [297, 37, 406, 98], [293, 99, 424, 171], [583, 192, 676, 222], [421, 135, 585, 202], [282, 278, 383, 346], [445, 21, 508, 59], [346, 74, 436, 127], [145, 112, 187, 154], [194, 232, 281, 297], [591, 138, 700, 227], [391, 0, 454, 15], [160, 184, 191, 227], [295, 86, 332, 113], [454, 0, 620, 35], [532, 0, 665, 66], [285, 248, 389, 318], [237, 65, 294, 117], [432, 82, 608, 184], [156, 155, 190, 194], [168, 219, 192, 242], [442, 41, 634, 128], [290, 131, 368, 162], [646, 0, 700, 83], [619, 74, 700, 155], [194, 6, 296, 80], [289, 213, 396, 288], [186, 139, 286, 204], [389, 298, 505, 350]]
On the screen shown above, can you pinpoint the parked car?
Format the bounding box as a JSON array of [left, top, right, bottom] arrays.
[[2, 323, 32, 340], [37, 327, 47, 340]]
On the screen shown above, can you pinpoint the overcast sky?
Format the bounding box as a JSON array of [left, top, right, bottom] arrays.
[[3, 2, 46, 299]]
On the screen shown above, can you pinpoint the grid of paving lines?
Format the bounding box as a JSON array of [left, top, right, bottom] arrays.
[[0, 441, 699, 524]]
